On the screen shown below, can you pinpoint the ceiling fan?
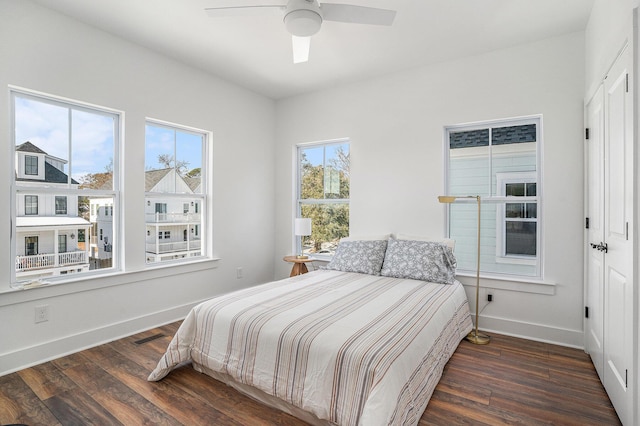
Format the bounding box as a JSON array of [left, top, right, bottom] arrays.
[[205, 0, 397, 63]]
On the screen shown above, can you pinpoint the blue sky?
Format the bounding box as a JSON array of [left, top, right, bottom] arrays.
[[145, 124, 203, 173], [15, 95, 203, 180], [302, 143, 347, 167], [14, 96, 114, 181]]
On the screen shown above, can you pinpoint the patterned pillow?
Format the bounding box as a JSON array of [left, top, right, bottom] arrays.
[[380, 239, 457, 284], [324, 240, 388, 275]]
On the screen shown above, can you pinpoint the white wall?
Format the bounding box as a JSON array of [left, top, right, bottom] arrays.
[[585, 0, 636, 97], [275, 32, 586, 347], [0, 0, 276, 375]]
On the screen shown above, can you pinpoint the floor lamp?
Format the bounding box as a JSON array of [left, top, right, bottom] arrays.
[[438, 195, 490, 345]]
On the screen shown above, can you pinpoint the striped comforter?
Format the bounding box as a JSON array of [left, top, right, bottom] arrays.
[[149, 270, 472, 426]]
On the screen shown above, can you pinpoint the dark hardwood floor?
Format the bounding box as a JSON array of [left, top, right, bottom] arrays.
[[0, 322, 621, 425]]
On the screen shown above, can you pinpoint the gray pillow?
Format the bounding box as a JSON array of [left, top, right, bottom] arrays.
[[324, 240, 388, 275], [380, 239, 457, 284]]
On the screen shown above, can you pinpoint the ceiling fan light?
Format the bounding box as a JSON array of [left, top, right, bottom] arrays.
[[292, 36, 310, 63], [284, 9, 322, 37]]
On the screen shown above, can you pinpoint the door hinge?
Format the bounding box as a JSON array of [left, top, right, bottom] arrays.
[[585, 217, 589, 229], [626, 222, 629, 240], [585, 306, 589, 318], [626, 73, 629, 93], [625, 369, 628, 388], [585, 128, 590, 140]]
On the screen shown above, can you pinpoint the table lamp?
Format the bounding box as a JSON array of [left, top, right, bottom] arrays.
[[294, 218, 312, 259]]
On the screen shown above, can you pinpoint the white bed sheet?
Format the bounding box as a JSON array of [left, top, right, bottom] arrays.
[[149, 270, 472, 426]]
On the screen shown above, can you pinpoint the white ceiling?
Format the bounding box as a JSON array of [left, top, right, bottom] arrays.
[[33, 0, 595, 100]]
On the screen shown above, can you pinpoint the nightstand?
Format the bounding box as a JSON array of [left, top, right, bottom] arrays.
[[283, 256, 313, 277]]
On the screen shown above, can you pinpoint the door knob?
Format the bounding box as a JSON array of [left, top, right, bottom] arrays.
[[590, 242, 608, 253]]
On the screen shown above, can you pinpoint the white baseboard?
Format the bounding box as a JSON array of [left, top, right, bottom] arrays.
[[0, 301, 200, 377], [1, 304, 587, 377], [479, 314, 585, 349]]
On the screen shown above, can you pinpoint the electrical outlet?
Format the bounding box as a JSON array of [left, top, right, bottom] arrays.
[[487, 294, 493, 302], [35, 305, 49, 323], [236, 267, 243, 279]]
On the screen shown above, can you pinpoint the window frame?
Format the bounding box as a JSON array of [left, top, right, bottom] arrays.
[[495, 171, 537, 265], [55, 195, 68, 215], [24, 195, 38, 215], [295, 138, 350, 261], [10, 87, 122, 288], [24, 155, 38, 175], [144, 118, 210, 266], [443, 115, 543, 279]]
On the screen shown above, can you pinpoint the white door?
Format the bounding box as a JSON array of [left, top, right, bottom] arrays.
[[585, 84, 605, 380], [586, 45, 634, 425]]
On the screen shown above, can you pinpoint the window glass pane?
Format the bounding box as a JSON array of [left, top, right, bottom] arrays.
[[506, 222, 537, 256], [300, 203, 349, 256], [87, 196, 114, 269], [299, 144, 349, 200], [73, 110, 114, 190], [55, 196, 67, 215], [24, 195, 38, 215], [449, 129, 489, 149], [176, 131, 203, 194], [505, 203, 523, 218], [526, 203, 537, 219], [506, 183, 525, 197], [491, 124, 536, 145], [526, 183, 537, 196], [25, 156, 38, 175], [448, 134, 491, 197], [14, 97, 70, 180]]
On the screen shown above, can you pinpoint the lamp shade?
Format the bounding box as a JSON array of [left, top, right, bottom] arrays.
[[294, 218, 312, 236]]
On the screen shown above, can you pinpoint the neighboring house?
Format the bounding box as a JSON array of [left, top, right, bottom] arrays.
[[144, 168, 202, 263], [89, 197, 114, 267], [15, 142, 91, 279]]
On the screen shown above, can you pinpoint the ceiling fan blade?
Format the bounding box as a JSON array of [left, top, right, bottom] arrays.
[[320, 4, 396, 26], [205, 5, 285, 18], [292, 36, 310, 64]]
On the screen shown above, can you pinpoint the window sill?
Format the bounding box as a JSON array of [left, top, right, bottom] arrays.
[[0, 257, 221, 307], [455, 272, 555, 295]]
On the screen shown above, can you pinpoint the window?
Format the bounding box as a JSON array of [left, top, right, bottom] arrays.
[[155, 203, 167, 214], [24, 195, 38, 215], [25, 236, 38, 256], [497, 173, 537, 259], [296, 140, 350, 258], [12, 89, 119, 285], [25, 155, 38, 175], [58, 235, 67, 253], [55, 196, 67, 215], [145, 120, 208, 264], [444, 116, 541, 278]]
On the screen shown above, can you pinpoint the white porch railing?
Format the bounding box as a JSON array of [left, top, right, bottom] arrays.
[[145, 240, 202, 254], [16, 250, 88, 272], [146, 212, 200, 223]]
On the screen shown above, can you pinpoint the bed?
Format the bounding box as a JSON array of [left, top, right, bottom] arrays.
[[149, 238, 472, 426]]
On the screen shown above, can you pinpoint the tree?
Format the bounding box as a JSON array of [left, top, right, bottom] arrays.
[[157, 154, 189, 175], [186, 167, 201, 178]]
